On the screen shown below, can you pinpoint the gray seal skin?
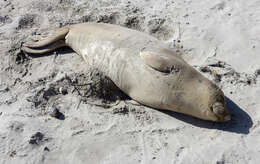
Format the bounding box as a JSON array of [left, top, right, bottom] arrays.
[[22, 23, 231, 122]]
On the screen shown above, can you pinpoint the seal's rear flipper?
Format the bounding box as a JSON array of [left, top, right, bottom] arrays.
[[22, 27, 69, 54], [21, 40, 66, 54], [24, 27, 69, 48]]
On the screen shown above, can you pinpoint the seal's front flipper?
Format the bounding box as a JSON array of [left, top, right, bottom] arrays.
[[22, 27, 69, 54], [140, 50, 183, 73]]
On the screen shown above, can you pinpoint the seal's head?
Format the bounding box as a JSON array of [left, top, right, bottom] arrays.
[[140, 49, 230, 122], [183, 73, 231, 122]]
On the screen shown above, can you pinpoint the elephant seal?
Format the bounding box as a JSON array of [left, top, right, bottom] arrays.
[[22, 23, 230, 122]]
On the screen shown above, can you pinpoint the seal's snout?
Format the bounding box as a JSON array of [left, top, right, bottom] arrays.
[[212, 102, 230, 122], [212, 102, 225, 115]]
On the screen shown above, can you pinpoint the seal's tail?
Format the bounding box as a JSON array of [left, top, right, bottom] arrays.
[[21, 27, 69, 54]]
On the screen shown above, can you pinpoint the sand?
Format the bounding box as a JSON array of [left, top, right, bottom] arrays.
[[0, 0, 260, 163]]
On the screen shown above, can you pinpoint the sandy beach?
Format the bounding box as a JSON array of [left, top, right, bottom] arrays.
[[0, 0, 260, 163]]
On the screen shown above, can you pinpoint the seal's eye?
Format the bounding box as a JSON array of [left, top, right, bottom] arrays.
[[217, 95, 225, 103]]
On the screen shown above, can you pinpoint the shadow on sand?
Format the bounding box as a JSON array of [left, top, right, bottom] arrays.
[[159, 97, 253, 134], [28, 47, 74, 57]]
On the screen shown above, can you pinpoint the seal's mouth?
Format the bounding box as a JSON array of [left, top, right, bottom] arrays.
[[212, 102, 231, 122]]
